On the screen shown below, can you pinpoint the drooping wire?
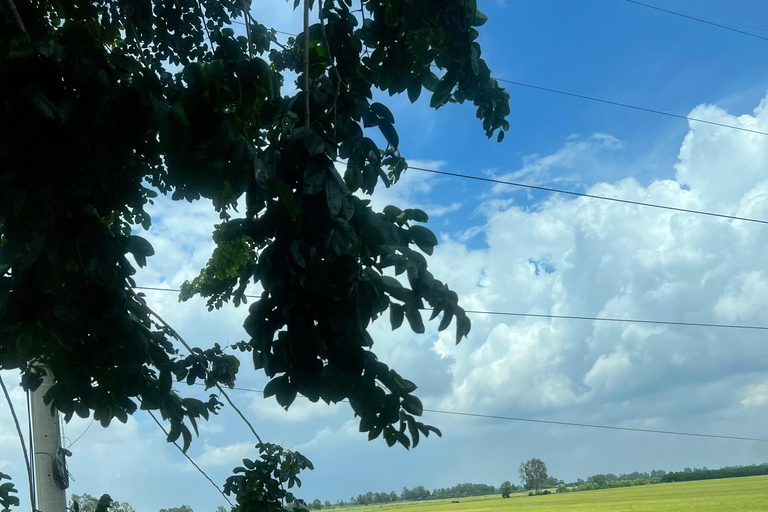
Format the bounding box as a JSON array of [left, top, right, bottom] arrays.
[[128, 288, 265, 444], [146, 410, 234, 508], [66, 418, 94, 449], [132, 286, 768, 332], [25, 390, 35, 511], [621, 0, 768, 42], [0, 375, 36, 511]]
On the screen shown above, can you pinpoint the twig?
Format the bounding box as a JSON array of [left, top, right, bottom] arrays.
[[196, 0, 215, 52], [319, 5, 346, 142], [241, 0, 253, 59], [0, 375, 35, 511], [303, 0, 310, 127], [5, 0, 26, 33]]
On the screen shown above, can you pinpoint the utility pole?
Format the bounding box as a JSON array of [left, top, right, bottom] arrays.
[[30, 368, 67, 512]]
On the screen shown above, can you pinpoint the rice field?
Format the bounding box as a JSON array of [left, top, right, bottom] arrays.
[[339, 475, 768, 512]]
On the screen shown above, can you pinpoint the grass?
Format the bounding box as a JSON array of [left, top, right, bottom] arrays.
[[337, 475, 768, 511]]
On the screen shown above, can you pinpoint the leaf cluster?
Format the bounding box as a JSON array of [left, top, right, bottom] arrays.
[[0, 0, 510, 507], [0, 473, 18, 511], [224, 443, 312, 512]]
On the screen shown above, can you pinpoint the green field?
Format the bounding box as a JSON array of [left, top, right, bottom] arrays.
[[341, 475, 768, 512]]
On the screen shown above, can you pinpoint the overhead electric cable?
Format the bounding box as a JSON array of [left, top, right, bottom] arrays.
[[131, 289, 265, 444], [133, 286, 768, 331], [66, 418, 94, 449], [25, 391, 35, 511], [0, 375, 36, 511], [493, 78, 768, 138], [146, 410, 234, 508], [621, 0, 768, 42], [406, 163, 768, 226], [217, 384, 768, 443]]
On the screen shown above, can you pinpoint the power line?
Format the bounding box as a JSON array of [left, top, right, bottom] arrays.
[[146, 410, 234, 508], [66, 419, 94, 450], [494, 78, 768, 138], [420, 408, 768, 443], [461, 309, 768, 331], [217, 384, 768, 444], [0, 375, 36, 511], [137, 293, 265, 445], [407, 164, 768, 226], [133, 286, 768, 332], [621, 0, 768, 42]]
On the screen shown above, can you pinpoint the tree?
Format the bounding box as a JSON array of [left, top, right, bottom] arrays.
[[159, 507, 194, 512], [519, 458, 548, 495], [311, 500, 322, 510], [324, 502, 331, 509], [70, 494, 135, 512], [589, 474, 607, 488], [499, 481, 513, 499], [0, 0, 509, 507]]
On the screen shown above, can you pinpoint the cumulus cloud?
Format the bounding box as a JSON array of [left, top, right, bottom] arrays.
[[427, 94, 768, 433]]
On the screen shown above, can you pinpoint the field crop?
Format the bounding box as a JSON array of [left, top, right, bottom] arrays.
[[340, 475, 768, 512]]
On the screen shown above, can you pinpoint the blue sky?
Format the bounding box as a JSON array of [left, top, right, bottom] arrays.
[[3, 1, 768, 511]]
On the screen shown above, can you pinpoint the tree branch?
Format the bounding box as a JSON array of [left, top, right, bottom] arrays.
[[319, 4, 346, 142], [303, 0, 310, 127], [241, 0, 253, 59], [5, 0, 27, 33]]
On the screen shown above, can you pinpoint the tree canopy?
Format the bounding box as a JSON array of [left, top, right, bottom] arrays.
[[499, 481, 513, 499], [0, 0, 509, 508], [519, 458, 548, 495]]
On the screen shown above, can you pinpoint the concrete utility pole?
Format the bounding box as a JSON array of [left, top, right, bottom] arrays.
[[30, 368, 67, 512]]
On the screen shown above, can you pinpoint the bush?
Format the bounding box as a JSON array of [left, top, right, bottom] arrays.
[[542, 490, 551, 495], [528, 492, 534, 496]]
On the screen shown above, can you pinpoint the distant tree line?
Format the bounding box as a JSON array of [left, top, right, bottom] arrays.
[[552, 463, 768, 496], [661, 464, 768, 483], [309, 483, 501, 508], [309, 462, 768, 507]]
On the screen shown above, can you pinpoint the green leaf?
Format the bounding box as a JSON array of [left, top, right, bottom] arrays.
[[407, 417, 420, 448], [401, 395, 423, 416], [126, 235, 155, 267], [377, 119, 399, 149], [268, 178, 299, 222], [403, 208, 429, 223], [438, 306, 454, 331], [326, 176, 344, 218], [370, 102, 395, 124], [404, 306, 425, 334], [389, 303, 404, 330], [473, 10, 488, 26], [455, 312, 471, 342], [407, 79, 422, 103], [263, 376, 285, 398], [409, 225, 438, 255]]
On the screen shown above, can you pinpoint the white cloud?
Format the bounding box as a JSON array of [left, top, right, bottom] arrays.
[[492, 132, 624, 191], [739, 383, 768, 409], [197, 441, 257, 468], [425, 92, 768, 427]]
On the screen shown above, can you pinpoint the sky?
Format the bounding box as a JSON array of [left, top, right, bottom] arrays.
[[3, 0, 768, 510]]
